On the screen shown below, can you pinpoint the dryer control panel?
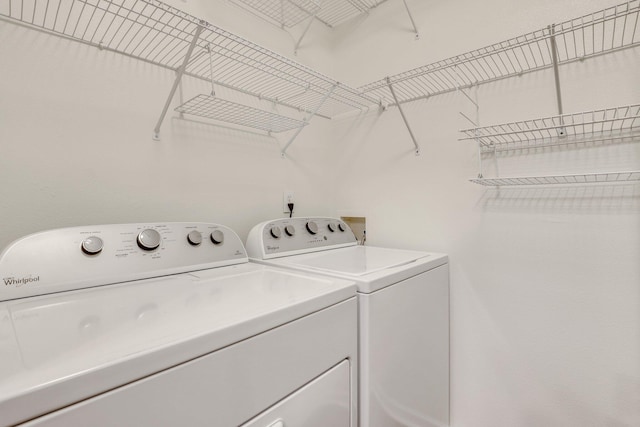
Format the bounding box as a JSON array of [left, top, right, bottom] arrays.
[[246, 217, 357, 260], [0, 223, 247, 301]]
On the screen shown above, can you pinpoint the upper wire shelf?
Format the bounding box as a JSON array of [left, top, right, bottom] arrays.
[[470, 171, 640, 186], [359, 0, 640, 106], [460, 104, 640, 152], [0, 0, 379, 119], [231, 0, 389, 29], [230, 0, 320, 28], [175, 95, 307, 133]]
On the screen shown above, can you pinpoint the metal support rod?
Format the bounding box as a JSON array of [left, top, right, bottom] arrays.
[[387, 77, 420, 155], [401, 0, 419, 40], [548, 24, 566, 137], [281, 84, 337, 157], [153, 25, 204, 141], [294, 10, 319, 55]]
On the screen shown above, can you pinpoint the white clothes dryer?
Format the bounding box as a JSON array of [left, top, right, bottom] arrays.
[[0, 222, 358, 427], [246, 217, 449, 427]]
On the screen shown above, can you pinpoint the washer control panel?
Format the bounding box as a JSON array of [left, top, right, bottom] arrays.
[[0, 222, 247, 301], [246, 217, 357, 259]]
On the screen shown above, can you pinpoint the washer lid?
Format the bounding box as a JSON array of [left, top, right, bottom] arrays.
[[280, 246, 427, 276], [262, 246, 448, 293], [0, 263, 356, 426]]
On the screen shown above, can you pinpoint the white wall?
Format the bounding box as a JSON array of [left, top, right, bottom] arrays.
[[328, 0, 640, 426], [1, 0, 639, 426]]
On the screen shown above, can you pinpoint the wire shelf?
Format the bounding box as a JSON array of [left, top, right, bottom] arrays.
[[460, 104, 640, 151], [230, 0, 320, 28], [175, 94, 307, 133], [232, 0, 389, 28], [316, 0, 389, 28], [470, 171, 640, 186], [360, 1, 640, 105], [0, 0, 378, 118]]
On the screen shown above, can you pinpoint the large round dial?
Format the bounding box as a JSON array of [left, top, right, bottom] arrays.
[[210, 230, 224, 245], [81, 236, 103, 255], [137, 229, 161, 251], [306, 221, 318, 235], [270, 226, 281, 239], [284, 225, 295, 236], [187, 230, 202, 246]]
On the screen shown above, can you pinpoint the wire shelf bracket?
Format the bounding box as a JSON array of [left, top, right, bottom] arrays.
[[281, 84, 337, 158], [153, 23, 203, 141], [387, 77, 420, 155]]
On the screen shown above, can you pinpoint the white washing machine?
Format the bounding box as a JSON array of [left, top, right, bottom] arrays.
[[246, 217, 449, 427], [0, 222, 358, 427]]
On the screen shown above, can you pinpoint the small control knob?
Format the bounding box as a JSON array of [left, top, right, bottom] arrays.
[[210, 230, 224, 245], [81, 236, 103, 255], [327, 223, 336, 232], [187, 230, 202, 246], [137, 229, 161, 251], [306, 221, 318, 235], [270, 226, 281, 239], [284, 225, 295, 237], [338, 223, 346, 232]]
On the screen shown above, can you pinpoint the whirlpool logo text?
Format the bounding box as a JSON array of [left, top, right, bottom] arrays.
[[3, 276, 40, 287]]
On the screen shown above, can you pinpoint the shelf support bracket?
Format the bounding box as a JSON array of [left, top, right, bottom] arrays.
[[401, 0, 419, 40], [294, 10, 320, 55], [548, 24, 566, 137], [153, 24, 204, 141], [281, 84, 337, 158], [387, 77, 420, 156]]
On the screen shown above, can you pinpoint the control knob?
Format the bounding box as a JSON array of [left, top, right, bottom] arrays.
[[284, 225, 295, 236], [210, 230, 224, 245], [81, 236, 104, 255], [306, 221, 318, 235], [137, 229, 161, 251], [187, 230, 202, 246], [338, 223, 346, 232], [270, 226, 281, 239], [327, 223, 336, 232]]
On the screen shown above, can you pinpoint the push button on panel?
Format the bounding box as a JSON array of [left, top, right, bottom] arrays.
[[81, 236, 103, 255]]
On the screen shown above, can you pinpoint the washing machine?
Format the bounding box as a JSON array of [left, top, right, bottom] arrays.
[[0, 222, 358, 427], [246, 217, 449, 427]]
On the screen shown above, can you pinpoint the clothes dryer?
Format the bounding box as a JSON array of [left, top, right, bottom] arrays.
[[246, 217, 449, 427], [0, 222, 358, 427]]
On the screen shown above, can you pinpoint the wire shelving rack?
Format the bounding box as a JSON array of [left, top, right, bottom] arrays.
[[230, 0, 321, 28], [460, 104, 640, 152], [175, 95, 308, 133], [470, 171, 640, 186], [0, 0, 379, 141], [359, 1, 640, 106], [232, 0, 390, 29]]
